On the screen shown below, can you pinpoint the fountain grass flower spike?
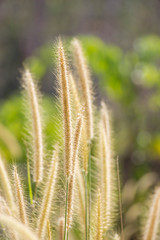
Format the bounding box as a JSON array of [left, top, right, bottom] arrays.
[[0, 155, 16, 214], [67, 114, 83, 230], [72, 38, 94, 141], [22, 69, 43, 184], [13, 166, 28, 225], [142, 187, 160, 240], [99, 102, 117, 230], [57, 40, 73, 179], [37, 145, 59, 239]]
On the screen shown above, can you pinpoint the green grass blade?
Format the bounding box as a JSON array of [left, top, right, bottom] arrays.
[[27, 158, 33, 205]]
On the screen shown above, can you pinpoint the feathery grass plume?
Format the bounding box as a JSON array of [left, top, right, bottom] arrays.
[[69, 72, 89, 174], [143, 187, 160, 240], [58, 217, 64, 240], [13, 166, 28, 225], [100, 102, 115, 230], [96, 189, 103, 240], [47, 220, 52, 240], [22, 69, 43, 183], [0, 155, 16, 213], [0, 214, 38, 240], [67, 114, 83, 230], [72, 39, 94, 240], [57, 39, 72, 178], [72, 38, 93, 141], [37, 145, 59, 239], [100, 125, 111, 229]]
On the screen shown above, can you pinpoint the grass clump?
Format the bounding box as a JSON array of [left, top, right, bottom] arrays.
[[0, 37, 160, 240]]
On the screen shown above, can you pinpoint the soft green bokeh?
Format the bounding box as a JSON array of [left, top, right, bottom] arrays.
[[1, 34, 160, 171]]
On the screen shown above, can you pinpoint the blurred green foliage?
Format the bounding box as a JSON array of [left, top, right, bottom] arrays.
[[1, 34, 160, 171], [81, 35, 160, 164]]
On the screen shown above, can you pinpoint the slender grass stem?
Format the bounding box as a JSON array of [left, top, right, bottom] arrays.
[[84, 172, 88, 240], [116, 157, 124, 240], [64, 179, 69, 240], [88, 140, 92, 240]]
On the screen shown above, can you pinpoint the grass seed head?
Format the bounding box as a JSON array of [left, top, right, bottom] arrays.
[[72, 38, 94, 141], [57, 40, 72, 178], [13, 166, 28, 225], [0, 155, 16, 214], [143, 187, 160, 240], [67, 114, 83, 230], [96, 189, 103, 240], [58, 217, 64, 240], [22, 69, 43, 183], [37, 145, 59, 239]]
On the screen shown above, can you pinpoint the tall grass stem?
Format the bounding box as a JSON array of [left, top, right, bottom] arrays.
[[84, 172, 88, 240], [64, 179, 69, 240]]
